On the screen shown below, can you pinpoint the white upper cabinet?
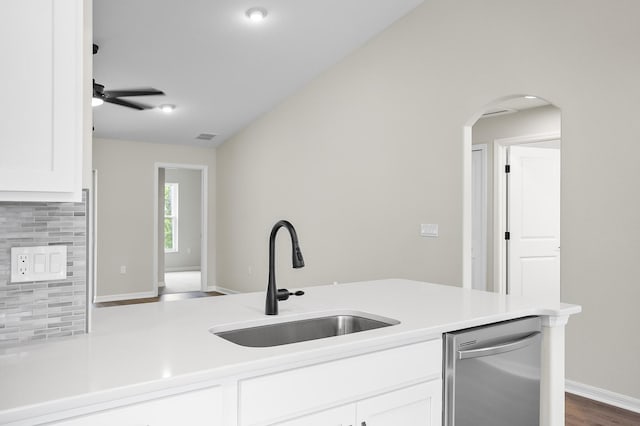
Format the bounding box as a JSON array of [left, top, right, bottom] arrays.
[[0, 0, 84, 202]]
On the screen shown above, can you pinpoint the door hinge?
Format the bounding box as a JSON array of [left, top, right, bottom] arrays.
[[505, 164, 511, 173], [505, 231, 510, 240]]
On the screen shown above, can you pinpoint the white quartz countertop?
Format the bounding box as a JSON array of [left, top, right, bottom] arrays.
[[0, 279, 580, 422]]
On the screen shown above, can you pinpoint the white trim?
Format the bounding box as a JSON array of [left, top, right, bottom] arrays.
[[493, 141, 508, 294], [165, 266, 201, 273], [471, 144, 488, 291], [461, 126, 472, 289], [541, 314, 570, 328], [94, 291, 156, 303], [211, 286, 238, 295], [494, 131, 561, 147], [566, 380, 640, 414], [492, 132, 561, 295], [87, 170, 98, 330], [153, 163, 209, 296]]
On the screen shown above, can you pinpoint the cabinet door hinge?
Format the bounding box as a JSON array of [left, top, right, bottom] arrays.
[[505, 164, 511, 173], [505, 231, 511, 240]]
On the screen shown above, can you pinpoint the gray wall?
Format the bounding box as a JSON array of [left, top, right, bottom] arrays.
[[93, 138, 216, 298], [164, 168, 202, 271], [472, 105, 562, 289], [0, 193, 87, 347], [216, 0, 640, 400]]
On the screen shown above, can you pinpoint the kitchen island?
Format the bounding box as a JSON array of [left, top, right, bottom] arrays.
[[0, 279, 580, 425]]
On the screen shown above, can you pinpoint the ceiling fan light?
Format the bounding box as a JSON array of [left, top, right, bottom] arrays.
[[159, 104, 176, 113], [246, 7, 267, 22], [92, 97, 104, 107]]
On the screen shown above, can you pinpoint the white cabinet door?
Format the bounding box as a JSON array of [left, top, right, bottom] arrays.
[[239, 340, 441, 426], [273, 404, 355, 426], [51, 387, 223, 426], [356, 381, 442, 426], [0, 0, 84, 202]]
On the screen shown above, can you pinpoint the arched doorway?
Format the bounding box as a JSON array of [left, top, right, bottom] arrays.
[[463, 95, 561, 302]]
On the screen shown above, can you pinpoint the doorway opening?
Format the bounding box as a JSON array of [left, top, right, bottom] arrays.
[[464, 96, 561, 302], [153, 163, 208, 296]]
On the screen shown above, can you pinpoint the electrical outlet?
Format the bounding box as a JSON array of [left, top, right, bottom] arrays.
[[17, 254, 29, 276], [11, 246, 67, 283]]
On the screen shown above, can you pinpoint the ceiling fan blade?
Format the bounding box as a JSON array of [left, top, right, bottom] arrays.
[[104, 88, 165, 97], [104, 97, 151, 110]]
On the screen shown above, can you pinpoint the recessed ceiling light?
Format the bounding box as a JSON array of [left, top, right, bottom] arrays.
[[246, 7, 268, 22], [92, 97, 104, 107], [524, 95, 538, 99], [159, 104, 176, 113]]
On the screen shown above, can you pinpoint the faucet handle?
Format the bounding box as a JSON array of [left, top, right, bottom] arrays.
[[276, 289, 305, 301]]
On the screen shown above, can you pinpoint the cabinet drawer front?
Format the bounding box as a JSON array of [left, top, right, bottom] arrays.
[[239, 340, 441, 426], [51, 387, 222, 426]]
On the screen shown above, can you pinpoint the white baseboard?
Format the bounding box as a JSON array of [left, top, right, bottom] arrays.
[[165, 266, 200, 273], [94, 291, 156, 303], [566, 379, 640, 413], [210, 285, 238, 295]]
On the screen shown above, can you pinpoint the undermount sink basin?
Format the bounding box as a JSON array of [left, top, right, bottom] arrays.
[[211, 312, 400, 347]]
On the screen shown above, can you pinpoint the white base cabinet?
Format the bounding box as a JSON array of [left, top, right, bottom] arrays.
[[49, 387, 223, 426], [274, 404, 355, 426], [18, 340, 441, 426], [274, 381, 442, 426], [356, 381, 442, 426], [239, 340, 442, 426]]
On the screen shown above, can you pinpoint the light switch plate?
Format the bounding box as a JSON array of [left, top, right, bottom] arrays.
[[11, 246, 67, 283], [420, 224, 439, 237]]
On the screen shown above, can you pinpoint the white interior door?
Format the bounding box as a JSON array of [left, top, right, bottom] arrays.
[[508, 144, 560, 301], [471, 147, 487, 291]]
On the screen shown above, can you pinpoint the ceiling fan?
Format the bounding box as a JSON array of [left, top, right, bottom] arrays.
[[92, 44, 165, 110]]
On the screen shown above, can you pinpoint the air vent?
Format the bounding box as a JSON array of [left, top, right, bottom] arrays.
[[481, 108, 516, 118], [195, 133, 217, 141]]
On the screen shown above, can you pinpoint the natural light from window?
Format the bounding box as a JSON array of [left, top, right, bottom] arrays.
[[164, 182, 179, 253]]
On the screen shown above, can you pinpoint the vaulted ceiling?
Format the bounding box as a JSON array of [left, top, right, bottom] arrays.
[[92, 0, 423, 148]]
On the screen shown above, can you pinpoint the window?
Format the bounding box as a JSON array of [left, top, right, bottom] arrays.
[[164, 183, 179, 252]]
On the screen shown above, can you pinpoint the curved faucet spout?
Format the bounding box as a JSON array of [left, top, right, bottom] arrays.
[[266, 220, 305, 315]]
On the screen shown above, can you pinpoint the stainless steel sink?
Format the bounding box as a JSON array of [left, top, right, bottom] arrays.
[[211, 312, 399, 347]]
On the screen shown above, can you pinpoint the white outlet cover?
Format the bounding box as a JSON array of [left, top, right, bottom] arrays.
[[10, 246, 68, 283]]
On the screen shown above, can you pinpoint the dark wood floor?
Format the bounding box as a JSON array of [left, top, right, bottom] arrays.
[[94, 289, 224, 307], [566, 393, 640, 426]]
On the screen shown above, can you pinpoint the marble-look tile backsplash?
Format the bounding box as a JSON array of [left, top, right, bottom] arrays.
[[0, 191, 88, 347]]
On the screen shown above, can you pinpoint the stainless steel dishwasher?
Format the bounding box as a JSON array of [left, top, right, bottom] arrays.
[[443, 316, 542, 426]]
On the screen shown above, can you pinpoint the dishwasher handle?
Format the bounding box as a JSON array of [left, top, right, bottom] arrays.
[[457, 331, 541, 360]]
